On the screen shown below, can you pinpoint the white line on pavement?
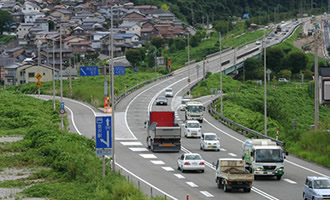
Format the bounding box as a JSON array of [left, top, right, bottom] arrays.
[[200, 191, 214, 198], [139, 154, 157, 159], [174, 174, 185, 179], [228, 153, 237, 157], [150, 160, 165, 165], [284, 179, 297, 184], [162, 167, 175, 171], [120, 142, 143, 146], [129, 147, 149, 152], [186, 182, 198, 187]]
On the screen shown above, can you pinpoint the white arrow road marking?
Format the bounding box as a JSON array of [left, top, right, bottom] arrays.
[[139, 154, 157, 159], [150, 160, 165, 165], [228, 153, 237, 157], [174, 174, 185, 179], [162, 167, 174, 171], [284, 179, 297, 184], [186, 182, 198, 187], [200, 191, 214, 198], [129, 147, 148, 152], [120, 142, 142, 146]]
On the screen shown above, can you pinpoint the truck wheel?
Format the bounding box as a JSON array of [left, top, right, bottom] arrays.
[[224, 184, 231, 192], [217, 178, 223, 189], [254, 175, 258, 180], [243, 188, 251, 192], [276, 175, 282, 180]]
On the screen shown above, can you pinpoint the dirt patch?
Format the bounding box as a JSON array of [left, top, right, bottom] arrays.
[[293, 34, 325, 58]]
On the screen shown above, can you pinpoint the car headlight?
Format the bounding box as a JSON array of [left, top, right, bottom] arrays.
[[256, 167, 264, 171], [278, 167, 284, 171]]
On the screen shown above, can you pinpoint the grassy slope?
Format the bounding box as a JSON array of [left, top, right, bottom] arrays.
[[0, 91, 165, 200], [0, 35, 15, 44]]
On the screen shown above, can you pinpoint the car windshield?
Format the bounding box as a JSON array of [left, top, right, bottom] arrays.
[[165, 89, 172, 92], [187, 123, 199, 128], [185, 155, 202, 160], [158, 97, 166, 100], [181, 100, 189, 105], [205, 135, 217, 140], [255, 149, 283, 162], [187, 105, 203, 112], [314, 179, 330, 189]]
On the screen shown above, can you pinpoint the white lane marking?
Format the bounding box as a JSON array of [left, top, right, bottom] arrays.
[[129, 147, 149, 152], [162, 167, 174, 171], [220, 148, 227, 151], [252, 187, 279, 200], [150, 160, 165, 165], [181, 124, 185, 126], [200, 191, 214, 198], [186, 182, 198, 187], [174, 174, 185, 179], [285, 160, 330, 179], [228, 153, 237, 157], [139, 154, 157, 159], [284, 179, 297, 184], [115, 162, 178, 200], [120, 142, 142, 146]]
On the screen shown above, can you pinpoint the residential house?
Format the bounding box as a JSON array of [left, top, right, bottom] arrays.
[[154, 23, 175, 39], [134, 5, 157, 13], [22, 1, 41, 14], [6, 47, 25, 59], [142, 9, 176, 24], [24, 12, 46, 23], [100, 34, 127, 57], [116, 33, 142, 48], [118, 21, 141, 36], [74, 4, 90, 13], [17, 23, 34, 40], [122, 10, 147, 22], [91, 31, 109, 50], [67, 40, 94, 56], [41, 48, 72, 70], [71, 26, 86, 36], [112, 7, 128, 24], [0, 1, 21, 12], [141, 26, 159, 41], [12, 11, 25, 23], [50, 9, 72, 20], [0, 55, 15, 84], [63, 35, 87, 49]]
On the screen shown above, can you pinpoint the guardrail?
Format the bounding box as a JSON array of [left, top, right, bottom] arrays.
[[208, 98, 286, 149]]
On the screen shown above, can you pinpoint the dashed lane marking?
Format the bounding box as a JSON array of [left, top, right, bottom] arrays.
[[174, 174, 185, 179], [228, 153, 237, 157], [162, 167, 175, 171], [129, 147, 149, 152], [139, 154, 157, 159], [186, 182, 198, 187], [120, 142, 143, 146], [220, 148, 227, 151], [150, 160, 165, 165], [284, 179, 297, 184], [200, 191, 214, 198]]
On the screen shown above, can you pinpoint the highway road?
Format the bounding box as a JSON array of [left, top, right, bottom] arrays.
[[35, 18, 329, 200]]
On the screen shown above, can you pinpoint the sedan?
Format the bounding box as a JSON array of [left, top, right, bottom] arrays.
[[156, 96, 168, 105], [177, 153, 205, 173]]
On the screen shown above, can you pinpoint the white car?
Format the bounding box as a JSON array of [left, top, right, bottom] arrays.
[[184, 120, 201, 138], [164, 88, 173, 97], [177, 153, 205, 173], [200, 133, 220, 151], [180, 98, 190, 111], [255, 40, 261, 45], [278, 78, 289, 83]]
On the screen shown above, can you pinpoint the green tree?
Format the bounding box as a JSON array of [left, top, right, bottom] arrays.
[[266, 47, 284, 73], [214, 20, 228, 34], [190, 35, 200, 47], [125, 49, 141, 67], [0, 10, 13, 34], [285, 51, 308, 74], [161, 4, 169, 11], [148, 53, 155, 68], [278, 69, 292, 79], [175, 39, 186, 50], [48, 20, 55, 31], [244, 57, 263, 80], [151, 37, 165, 49]]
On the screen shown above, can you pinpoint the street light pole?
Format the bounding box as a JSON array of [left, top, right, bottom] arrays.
[[314, 23, 319, 129], [60, 24, 64, 130], [188, 33, 190, 96], [219, 32, 223, 115], [52, 39, 55, 111], [37, 40, 41, 99], [110, 5, 115, 173], [263, 27, 267, 136]]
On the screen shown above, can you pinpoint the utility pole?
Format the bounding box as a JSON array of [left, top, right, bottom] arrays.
[[69, 59, 72, 96], [37, 40, 42, 99], [263, 27, 267, 136], [219, 32, 223, 115], [60, 24, 64, 130], [188, 33, 190, 95], [52, 39, 55, 111], [314, 23, 319, 129], [110, 5, 115, 173]]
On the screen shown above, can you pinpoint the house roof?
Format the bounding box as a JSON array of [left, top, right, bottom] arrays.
[[55, 9, 72, 14], [243, 14, 249, 18], [320, 67, 330, 77], [141, 27, 155, 32], [115, 33, 137, 38], [119, 21, 139, 28]]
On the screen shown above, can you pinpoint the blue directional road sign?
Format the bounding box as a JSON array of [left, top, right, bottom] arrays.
[[61, 102, 65, 109], [80, 66, 99, 76], [96, 116, 112, 149], [114, 66, 125, 75]]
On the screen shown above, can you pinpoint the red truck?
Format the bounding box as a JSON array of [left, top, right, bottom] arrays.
[[145, 111, 181, 152]]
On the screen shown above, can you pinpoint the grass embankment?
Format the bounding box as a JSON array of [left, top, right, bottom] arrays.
[[0, 35, 15, 44], [192, 74, 330, 167], [0, 91, 165, 199], [169, 23, 271, 71], [8, 69, 161, 107]]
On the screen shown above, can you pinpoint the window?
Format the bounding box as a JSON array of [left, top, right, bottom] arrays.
[[28, 72, 35, 78], [43, 73, 45, 76]]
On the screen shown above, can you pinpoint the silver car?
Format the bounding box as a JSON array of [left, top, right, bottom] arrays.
[[177, 153, 205, 173], [156, 96, 168, 105]]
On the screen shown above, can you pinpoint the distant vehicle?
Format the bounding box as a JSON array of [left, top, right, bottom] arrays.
[[185, 101, 205, 122], [276, 25, 282, 32], [242, 139, 288, 180], [164, 88, 173, 97], [255, 40, 261, 45], [282, 32, 287, 35], [278, 78, 289, 83], [184, 120, 202, 138], [145, 111, 181, 152], [215, 158, 254, 192], [285, 29, 289, 32], [200, 133, 220, 151], [303, 176, 330, 200], [156, 96, 168, 105], [180, 98, 190, 111], [275, 36, 279, 40], [281, 21, 285, 24], [177, 153, 205, 173]]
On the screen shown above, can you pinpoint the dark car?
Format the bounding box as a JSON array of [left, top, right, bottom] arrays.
[[156, 96, 168, 105]]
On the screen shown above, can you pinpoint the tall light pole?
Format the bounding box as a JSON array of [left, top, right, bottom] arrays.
[[110, 5, 115, 173], [52, 38, 55, 111], [263, 27, 267, 136], [37, 40, 42, 99], [219, 32, 223, 115], [314, 23, 319, 129], [187, 33, 190, 95], [60, 24, 64, 130]]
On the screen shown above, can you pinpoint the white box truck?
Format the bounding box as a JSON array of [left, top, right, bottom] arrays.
[[184, 100, 205, 122], [242, 139, 288, 180]]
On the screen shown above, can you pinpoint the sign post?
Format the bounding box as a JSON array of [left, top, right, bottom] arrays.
[[35, 73, 42, 98], [96, 116, 112, 176], [80, 66, 99, 76]]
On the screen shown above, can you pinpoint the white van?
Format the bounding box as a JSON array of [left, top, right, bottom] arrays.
[[165, 88, 173, 97], [200, 133, 220, 151], [184, 120, 201, 138]]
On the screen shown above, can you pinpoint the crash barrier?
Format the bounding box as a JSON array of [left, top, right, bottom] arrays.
[[208, 98, 286, 149], [205, 47, 233, 59]]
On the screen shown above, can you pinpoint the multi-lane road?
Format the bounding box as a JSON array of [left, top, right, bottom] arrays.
[[37, 18, 329, 200]]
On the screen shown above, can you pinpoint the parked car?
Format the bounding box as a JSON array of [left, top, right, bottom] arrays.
[[177, 153, 205, 173], [303, 176, 330, 200], [165, 88, 173, 97], [180, 98, 190, 111], [156, 96, 168, 105], [278, 78, 289, 83], [184, 120, 202, 138], [200, 133, 220, 151]]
